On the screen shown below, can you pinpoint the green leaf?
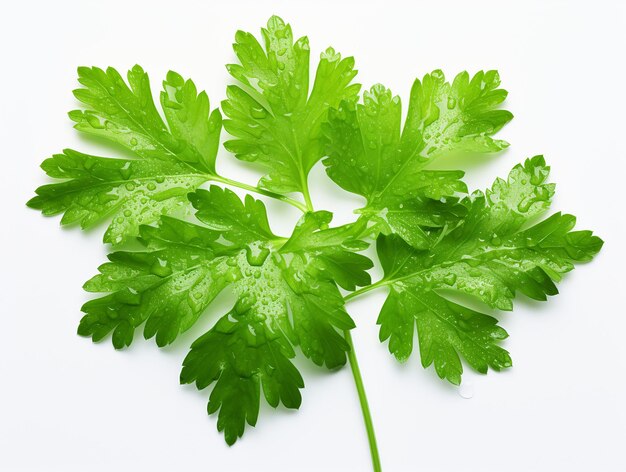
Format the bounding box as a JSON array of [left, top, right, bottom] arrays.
[[189, 185, 277, 247], [375, 156, 603, 384], [281, 210, 373, 290], [222, 15, 360, 196], [27, 67, 222, 244], [180, 310, 303, 446], [323, 71, 512, 248], [80, 187, 371, 443]]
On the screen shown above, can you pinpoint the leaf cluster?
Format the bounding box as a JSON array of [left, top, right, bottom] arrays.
[[28, 15, 602, 446]]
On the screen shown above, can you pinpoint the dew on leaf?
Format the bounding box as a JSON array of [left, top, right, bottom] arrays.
[[246, 242, 271, 266], [442, 273, 457, 286], [151, 258, 173, 277]]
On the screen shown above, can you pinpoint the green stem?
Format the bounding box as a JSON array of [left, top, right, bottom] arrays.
[[345, 330, 382, 472], [210, 175, 309, 213], [301, 184, 314, 212], [344, 278, 387, 472], [291, 180, 378, 469], [345, 279, 389, 302]]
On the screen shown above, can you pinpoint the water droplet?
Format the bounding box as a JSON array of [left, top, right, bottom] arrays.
[[245, 242, 271, 266], [115, 287, 141, 305], [150, 258, 172, 277], [119, 162, 132, 180], [447, 97, 457, 109], [517, 197, 533, 213], [459, 381, 474, 399], [442, 273, 457, 286], [85, 114, 105, 129], [147, 182, 157, 191], [129, 137, 138, 146], [237, 294, 257, 311], [431, 70, 444, 81]]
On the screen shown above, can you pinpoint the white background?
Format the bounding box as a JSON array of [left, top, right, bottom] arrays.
[[1, 1, 625, 471]]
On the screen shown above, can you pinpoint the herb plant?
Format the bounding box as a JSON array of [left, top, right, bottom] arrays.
[[28, 16, 602, 471]]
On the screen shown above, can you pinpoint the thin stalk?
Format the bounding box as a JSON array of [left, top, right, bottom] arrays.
[[301, 184, 314, 212], [292, 180, 378, 469], [210, 175, 308, 213], [345, 279, 389, 302], [345, 330, 382, 472]]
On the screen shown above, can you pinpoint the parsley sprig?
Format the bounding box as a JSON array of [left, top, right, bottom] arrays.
[[28, 16, 602, 472]]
